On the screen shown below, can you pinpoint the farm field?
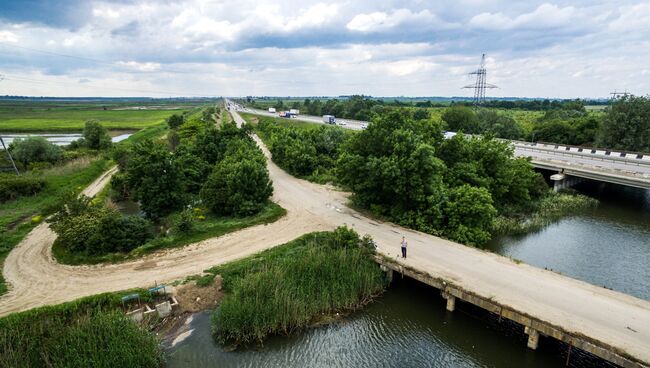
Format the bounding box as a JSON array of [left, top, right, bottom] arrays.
[[0, 99, 213, 132]]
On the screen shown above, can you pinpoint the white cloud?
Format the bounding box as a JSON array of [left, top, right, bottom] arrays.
[[347, 8, 453, 32], [469, 3, 577, 30], [609, 3, 650, 31], [0, 30, 19, 43], [117, 61, 162, 72]]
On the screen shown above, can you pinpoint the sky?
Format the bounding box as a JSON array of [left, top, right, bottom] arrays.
[[0, 0, 649, 98]]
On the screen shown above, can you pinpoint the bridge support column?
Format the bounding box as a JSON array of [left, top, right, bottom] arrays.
[[379, 265, 393, 283], [525, 326, 539, 350], [550, 173, 585, 192], [441, 291, 456, 312]]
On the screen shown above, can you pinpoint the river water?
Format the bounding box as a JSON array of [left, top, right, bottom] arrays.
[[165, 181, 647, 367], [0, 132, 133, 146]]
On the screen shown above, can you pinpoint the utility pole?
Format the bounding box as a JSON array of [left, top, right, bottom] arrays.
[[463, 54, 498, 106], [0, 136, 20, 175]]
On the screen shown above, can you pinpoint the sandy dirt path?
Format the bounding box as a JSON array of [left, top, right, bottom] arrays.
[[1, 109, 648, 365]]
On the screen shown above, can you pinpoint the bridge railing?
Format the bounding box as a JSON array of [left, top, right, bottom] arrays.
[[512, 141, 650, 169]]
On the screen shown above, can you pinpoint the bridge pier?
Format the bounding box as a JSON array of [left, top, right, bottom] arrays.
[[550, 172, 584, 192], [441, 291, 456, 312], [525, 326, 540, 350]]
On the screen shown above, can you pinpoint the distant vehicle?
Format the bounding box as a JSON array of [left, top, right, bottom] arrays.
[[268, 107, 276, 113], [280, 111, 293, 118], [360, 123, 368, 129], [289, 109, 300, 115], [322, 115, 336, 124], [338, 121, 347, 126]]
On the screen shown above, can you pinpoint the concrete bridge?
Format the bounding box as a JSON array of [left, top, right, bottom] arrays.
[[512, 141, 650, 190]]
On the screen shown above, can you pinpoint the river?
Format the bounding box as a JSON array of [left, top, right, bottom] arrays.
[[165, 181, 647, 367], [0, 132, 133, 146]]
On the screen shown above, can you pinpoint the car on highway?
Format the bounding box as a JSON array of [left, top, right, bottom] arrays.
[[360, 123, 368, 129], [338, 121, 347, 126]]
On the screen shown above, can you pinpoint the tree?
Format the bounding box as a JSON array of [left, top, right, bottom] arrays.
[[200, 153, 273, 216], [167, 114, 185, 129], [477, 110, 524, 139], [597, 96, 650, 152], [82, 120, 112, 149], [443, 185, 496, 246], [413, 108, 430, 121], [10, 136, 63, 167], [125, 140, 186, 218], [442, 106, 480, 133]]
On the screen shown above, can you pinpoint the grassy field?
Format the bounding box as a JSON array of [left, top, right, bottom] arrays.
[[0, 100, 210, 132]]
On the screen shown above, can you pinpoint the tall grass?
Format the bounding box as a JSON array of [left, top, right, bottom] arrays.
[[210, 228, 387, 345], [0, 291, 162, 368], [493, 192, 599, 236]]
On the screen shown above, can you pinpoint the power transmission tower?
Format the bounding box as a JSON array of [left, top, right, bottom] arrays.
[[609, 90, 630, 99], [463, 54, 498, 106]]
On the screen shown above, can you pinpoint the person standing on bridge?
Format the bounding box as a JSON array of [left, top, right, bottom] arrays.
[[401, 236, 408, 259]]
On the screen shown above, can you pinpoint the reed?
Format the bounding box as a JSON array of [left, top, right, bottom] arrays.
[[210, 228, 387, 345]]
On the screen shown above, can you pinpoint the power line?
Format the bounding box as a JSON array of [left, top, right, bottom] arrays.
[[462, 54, 498, 106]]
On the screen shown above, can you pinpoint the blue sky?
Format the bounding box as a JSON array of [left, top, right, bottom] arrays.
[[0, 0, 649, 98]]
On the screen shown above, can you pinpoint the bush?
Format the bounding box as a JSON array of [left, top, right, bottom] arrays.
[[443, 185, 496, 246], [9, 136, 63, 167], [82, 120, 112, 150], [0, 173, 46, 202], [173, 209, 195, 234], [49, 195, 152, 256]]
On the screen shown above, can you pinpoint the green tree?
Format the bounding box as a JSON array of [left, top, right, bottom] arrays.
[[82, 120, 112, 149], [598, 96, 650, 152], [477, 110, 524, 139], [443, 185, 496, 246], [413, 108, 430, 121], [10, 136, 63, 167], [167, 114, 185, 129], [200, 153, 273, 216], [125, 140, 186, 218], [442, 106, 480, 133]]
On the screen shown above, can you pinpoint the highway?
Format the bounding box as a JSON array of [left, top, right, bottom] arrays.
[[230, 102, 650, 189]]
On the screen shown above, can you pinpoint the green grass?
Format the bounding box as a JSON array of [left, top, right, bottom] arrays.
[[492, 191, 599, 236], [209, 228, 387, 345], [52, 202, 286, 265], [0, 101, 194, 132], [0, 289, 163, 368]]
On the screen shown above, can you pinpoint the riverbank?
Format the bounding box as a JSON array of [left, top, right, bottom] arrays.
[[208, 227, 387, 345]]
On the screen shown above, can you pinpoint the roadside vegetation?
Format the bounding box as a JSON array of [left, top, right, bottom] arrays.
[[0, 290, 163, 368], [209, 227, 387, 345], [244, 95, 650, 152], [49, 106, 281, 265], [252, 115, 351, 183]]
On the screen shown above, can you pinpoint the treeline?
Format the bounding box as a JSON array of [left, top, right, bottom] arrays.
[[50, 109, 274, 262], [444, 96, 650, 152], [453, 99, 591, 111]]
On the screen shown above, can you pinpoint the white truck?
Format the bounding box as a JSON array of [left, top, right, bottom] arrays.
[[289, 109, 300, 115], [268, 107, 276, 113], [323, 115, 336, 124]]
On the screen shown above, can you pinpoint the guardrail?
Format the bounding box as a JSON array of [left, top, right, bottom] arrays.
[[513, 142, 650, 169]]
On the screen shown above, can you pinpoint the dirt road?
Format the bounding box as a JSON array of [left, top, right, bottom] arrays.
[[1, 110, 649, 365]]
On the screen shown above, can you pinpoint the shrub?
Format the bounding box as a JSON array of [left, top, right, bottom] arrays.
[[443, 184, 496, 246], [173, 209, 195, 234], [10, 136, 63, 167], [49, 195, 152, 256], [167, 114, 185, 129], [0, 173, 46, 202], [82, 120, 112, 150]]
